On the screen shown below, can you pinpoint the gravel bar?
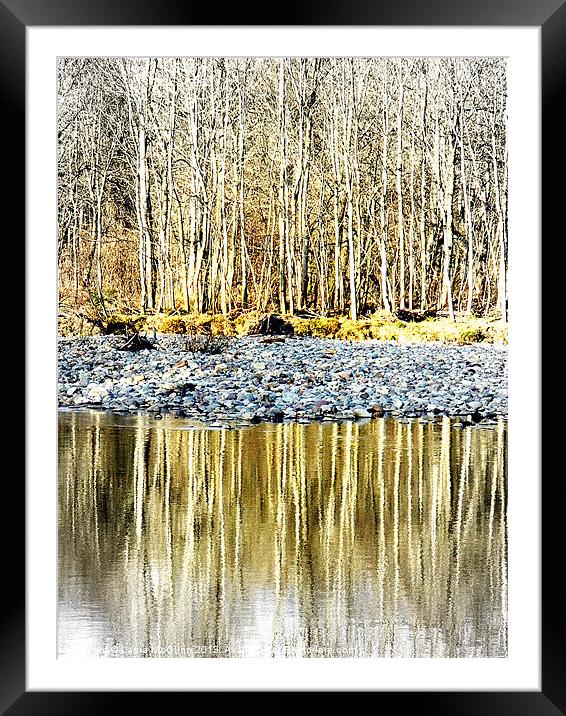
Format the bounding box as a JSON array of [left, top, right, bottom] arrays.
[[58, 335, 507, 425]]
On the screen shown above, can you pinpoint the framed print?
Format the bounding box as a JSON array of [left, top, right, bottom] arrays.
[[4, 0, 560, 710]]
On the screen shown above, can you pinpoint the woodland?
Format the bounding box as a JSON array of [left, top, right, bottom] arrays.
[[57, 57, 507, 327]]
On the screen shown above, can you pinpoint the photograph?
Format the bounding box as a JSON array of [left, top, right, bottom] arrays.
[[0, 0, 556, 703], [56, 55, 509, 659]]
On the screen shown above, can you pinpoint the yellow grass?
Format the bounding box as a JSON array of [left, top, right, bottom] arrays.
[[59, 309, 507, 345]]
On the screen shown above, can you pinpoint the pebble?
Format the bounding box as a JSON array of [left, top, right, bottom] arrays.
[[57, 335, 507, 425]]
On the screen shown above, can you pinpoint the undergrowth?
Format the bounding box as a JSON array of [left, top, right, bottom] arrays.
[[58, 308, 507, 345]]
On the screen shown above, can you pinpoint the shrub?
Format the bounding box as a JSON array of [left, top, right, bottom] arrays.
[[184, 334, 230, 354], [157, 315, 186, 334], [104, 313, 146, 334], [191, 314, 213, 334], [309, 317, 340, 337], [337, 319, 372, 340], [210, 315, 237, 337], [401, 317, 497, 345], [179, 313, 240, 337], [456, 326, 486, 344], [180, 313, 216, 335], [59, 305, 507, 346], [289, 318, 311, 336], [368, 313, 404, 340], [370, 322, 401, 340], [235, 313, 259, 335], [485, 321, 508, 344]]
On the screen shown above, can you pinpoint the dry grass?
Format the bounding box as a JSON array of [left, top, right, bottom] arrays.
[[59, 308, 507, 345]]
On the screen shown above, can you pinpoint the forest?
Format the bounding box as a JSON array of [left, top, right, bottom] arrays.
[[57, 57, 507, 324]]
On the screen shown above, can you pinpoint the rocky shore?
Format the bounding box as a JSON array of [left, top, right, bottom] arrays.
[[58, 335, 507, 425]]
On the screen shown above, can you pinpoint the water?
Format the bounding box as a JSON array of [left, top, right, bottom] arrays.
[[58, 410, 507, 658]]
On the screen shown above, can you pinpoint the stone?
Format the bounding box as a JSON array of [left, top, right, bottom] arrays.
[[57, 334, 507, 425], [353, 407, 372, 419]]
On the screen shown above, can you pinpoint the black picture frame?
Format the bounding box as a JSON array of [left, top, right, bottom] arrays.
[[6, 0, 559, 710]]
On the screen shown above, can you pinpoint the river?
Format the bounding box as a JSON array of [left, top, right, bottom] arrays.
[[58, 410, 507, 658]]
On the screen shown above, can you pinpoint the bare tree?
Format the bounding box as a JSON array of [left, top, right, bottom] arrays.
[[58, 56, 508, 321]]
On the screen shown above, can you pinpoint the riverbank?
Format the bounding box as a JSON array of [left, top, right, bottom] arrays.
[[58, 309, 507, 345], [58, 334, 507, 424]]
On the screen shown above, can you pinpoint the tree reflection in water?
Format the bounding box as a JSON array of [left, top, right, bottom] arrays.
[[58, 411, 507, 658]]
